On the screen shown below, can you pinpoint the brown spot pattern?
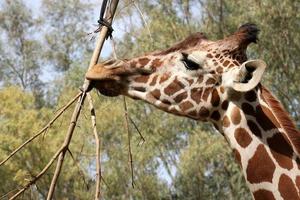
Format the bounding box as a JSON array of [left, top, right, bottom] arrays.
[[296, 176, 300, 193], [246, 144, 275, 184], [150, 75, 158, 86], [211, 111, 221, 121], [151, 59, 163, 67], [221, 100, 229, 110], [223, 60, 230, 67], [164, 78, 184, 96], [134, 75, 149, 83], [247, 120, 262, 138], [278, 174, 300, 200], [199, 107, 209, 118], [242, 103, 255, 116], [138, 57, 150, 66], [211, 89, 220, 107], [151, 89, 161, 99], [267, 132, 294, 170], [206, 78, 216, 85], [222, 116, 230, 127], [159, 75, 169, 84], [231, 107, 241, 125], [233, 148, 242, 166], [245, 90, 257, 102], [174, 92, 188, 103], [202, 88, 212, 101], [191, 88, 203, 104], [253, 190, 275, 200], [256, 105, 281, 131], [179, 101, 194, 111], [234, 128, 252, 148]]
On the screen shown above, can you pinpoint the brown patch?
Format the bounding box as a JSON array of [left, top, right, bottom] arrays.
[[233, 148, 242, 166], [211, 89, 220, 107], [179, 101, 194, 111], [216, 67, 223, 73], [150, 75, 158, 86], [223, 60, 230, 67], [260, 86, 300, 156], [233, 60, 240, 66], [206, 78, 216, 85], [296, 158, 300, 170], [256, 105, 281, 131], [150, 89, 161, 99], [215, 54, 220, 58], [199, 107, 210, 118], [221, 100, 229, 110], [223, 115, 230, 127], [188, 110, 198, 118], [234, 128, 252, 148], [220, 86, 225, 93], [164, 78, 185, 96], [151, 59, 163, 67], [202, 88, 212, 101], [154, 32, 207, 55], [296, 176, 300, 193], [191, 88, 203, 104], [174, 92, 188, 103], [138, 57, 150, 66], [187, 79, 194, 85], [231, 106, 241, 125], [244, 90, 257, 102], [159, 75, 169, 84], [267, 132, 294, 170], [134, 75, 149, 83], [253, 190, 275, 200], [211, 111, 221, 121], [278, 174, 300, 200], [247, 120, 262, 138], [242, 103, 255, 116], [196, 75, 203, 84], [246, 144, 275, 184], [207, 54, 213, 58]]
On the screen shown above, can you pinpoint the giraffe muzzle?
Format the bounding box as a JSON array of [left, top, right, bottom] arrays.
[[86, 62, 153, 96]]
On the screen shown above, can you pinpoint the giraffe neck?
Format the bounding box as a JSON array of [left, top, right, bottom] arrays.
[[219, 86, 300, 200]]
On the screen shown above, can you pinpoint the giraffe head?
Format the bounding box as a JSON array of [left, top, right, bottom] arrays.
[[86, 23, 266, 121]]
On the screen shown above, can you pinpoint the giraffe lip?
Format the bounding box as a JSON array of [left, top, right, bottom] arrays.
[[92, 79, 127, 97]]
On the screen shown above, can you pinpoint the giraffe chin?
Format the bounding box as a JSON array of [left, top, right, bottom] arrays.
[[93, 80, 125, 97]]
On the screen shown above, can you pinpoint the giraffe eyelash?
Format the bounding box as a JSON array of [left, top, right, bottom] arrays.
[[181, 53, 202, 70]]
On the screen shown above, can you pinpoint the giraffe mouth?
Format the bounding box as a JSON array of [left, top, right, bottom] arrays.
[[86, 63, 153, 97]]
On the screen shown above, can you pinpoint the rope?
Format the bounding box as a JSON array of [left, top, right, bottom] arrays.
[[96, 0, 114, 39]]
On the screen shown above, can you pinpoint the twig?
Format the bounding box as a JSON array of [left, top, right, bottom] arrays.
[[67, 149, 89, 190], [87, 93, 102, 200], [129, 116, 145, 146], [123, 96, 135, 188], [9, 145, 66, 200], [0, 92, 82, 167], [46, 1, 120, 199], [131, 0, 154, 43]]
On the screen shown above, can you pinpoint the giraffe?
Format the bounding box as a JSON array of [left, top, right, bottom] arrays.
[[86, 23, 300, 200]]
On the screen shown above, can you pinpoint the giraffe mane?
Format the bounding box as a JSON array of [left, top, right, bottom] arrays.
[[261, 85, 300, 155], [153, 32, 208, 55]]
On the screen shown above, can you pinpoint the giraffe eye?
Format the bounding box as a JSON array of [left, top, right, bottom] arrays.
[[181, 53, 201, 70]]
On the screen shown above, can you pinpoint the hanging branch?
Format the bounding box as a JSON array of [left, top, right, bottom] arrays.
[[87, 93, 102, 199], [46, 1, 119, 199]]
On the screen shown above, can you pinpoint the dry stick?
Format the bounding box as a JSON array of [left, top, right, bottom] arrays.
[[0, 92, 82, 167], [123, 97, 135, 188], [46, 1, 120, 199], [128, 116, 145, 146], [87, 93, 102, 200], [9, 145, 66, 200]]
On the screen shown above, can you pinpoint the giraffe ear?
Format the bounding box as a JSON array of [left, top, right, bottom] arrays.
[[223, 60, 267, 92], [231, 60, 267, 92]]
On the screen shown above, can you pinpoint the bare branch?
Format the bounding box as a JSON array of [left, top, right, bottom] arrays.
[[87, 93, 102, 200], [123, 96, 135, 188], [0, 92, 82, 167]]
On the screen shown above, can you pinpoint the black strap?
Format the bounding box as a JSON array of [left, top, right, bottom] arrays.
[[97, 0, 113, 39]]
